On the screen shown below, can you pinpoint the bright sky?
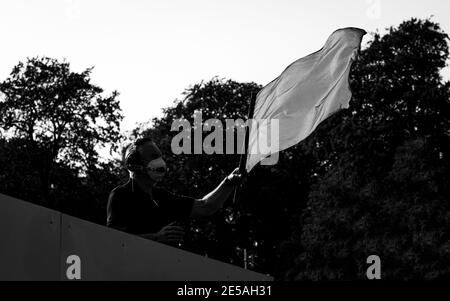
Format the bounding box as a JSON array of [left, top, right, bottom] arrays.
[[1, 0, 450, 133]]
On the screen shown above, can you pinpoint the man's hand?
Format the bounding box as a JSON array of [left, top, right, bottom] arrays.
[[225, 167, 247, 186], [140, 222, 185, 244], [190, 167, 248, 218], [155, 222, 185, 244]]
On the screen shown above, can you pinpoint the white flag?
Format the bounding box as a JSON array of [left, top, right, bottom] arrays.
[[246, 28, 366, 172]]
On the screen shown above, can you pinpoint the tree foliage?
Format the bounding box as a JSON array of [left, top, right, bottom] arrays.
[[283, 18, 450, 280], [0, 57, 122, 169], [0, 57, 123, 217]]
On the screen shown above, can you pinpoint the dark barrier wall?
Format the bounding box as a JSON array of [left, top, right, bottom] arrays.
[[0, 193, 272, 281], [0, 194, 61, 280]]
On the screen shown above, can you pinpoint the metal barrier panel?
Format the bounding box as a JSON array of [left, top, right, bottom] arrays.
[[61, 214, 272, 281], [0, 193, 61, 280]]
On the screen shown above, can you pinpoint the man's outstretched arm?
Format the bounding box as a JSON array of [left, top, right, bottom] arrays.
[[189, 167, 244, 218]]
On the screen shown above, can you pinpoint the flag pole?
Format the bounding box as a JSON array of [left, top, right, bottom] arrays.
[[232, 92, 257, 204]]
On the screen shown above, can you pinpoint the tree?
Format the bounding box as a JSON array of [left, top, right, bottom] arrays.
[[0, 137, 44, 202], [0, 57, 123, 204], [283, 18, 450, 280]]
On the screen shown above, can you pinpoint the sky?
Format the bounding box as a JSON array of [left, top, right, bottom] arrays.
[[1, 0, 450, 133]]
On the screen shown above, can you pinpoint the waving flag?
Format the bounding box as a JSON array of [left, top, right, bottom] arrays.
[[246, 27, 366, 172]]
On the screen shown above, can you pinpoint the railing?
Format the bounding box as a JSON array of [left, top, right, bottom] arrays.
[[0, 193, 272, 281]]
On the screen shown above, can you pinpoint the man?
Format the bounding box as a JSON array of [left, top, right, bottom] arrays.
[[107, 137, 243, 245]]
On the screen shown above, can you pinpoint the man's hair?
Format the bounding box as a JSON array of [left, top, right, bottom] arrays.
[[122, 137, 155, 168]]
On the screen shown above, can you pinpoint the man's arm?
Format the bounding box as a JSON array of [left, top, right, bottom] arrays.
[[106, 189, 129, 232], [190, 168, 243, 218], [140, 171, 241, 241]]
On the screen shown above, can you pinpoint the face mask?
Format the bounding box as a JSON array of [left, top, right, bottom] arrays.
[[145, 157, 166, 182]]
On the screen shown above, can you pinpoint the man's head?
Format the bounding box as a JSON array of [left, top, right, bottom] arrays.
[[123, 137, 167, 183]]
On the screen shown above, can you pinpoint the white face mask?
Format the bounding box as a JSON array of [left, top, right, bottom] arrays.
[[145, 157, 166, 182]]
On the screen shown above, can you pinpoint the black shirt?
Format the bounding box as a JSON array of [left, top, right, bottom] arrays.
[[106, 180, 195, 234]]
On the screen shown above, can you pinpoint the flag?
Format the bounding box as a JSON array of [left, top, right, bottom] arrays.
[[246, 27, 366, 172]]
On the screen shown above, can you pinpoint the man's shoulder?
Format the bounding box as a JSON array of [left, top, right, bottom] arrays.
[[109, 181, 132, 199]]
